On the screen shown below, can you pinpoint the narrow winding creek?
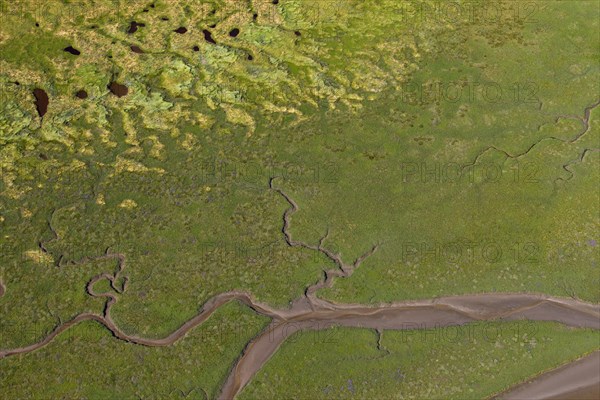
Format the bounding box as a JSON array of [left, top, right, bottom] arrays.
[[1, 180, 598, 399]]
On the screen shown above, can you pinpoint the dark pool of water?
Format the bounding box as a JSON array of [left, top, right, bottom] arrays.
[[108, 82, 128, 97], [127, 21, 145, 34], [203, 30, 216, 44], [64, 46, 81, 55], [33, 88, 49, 118]]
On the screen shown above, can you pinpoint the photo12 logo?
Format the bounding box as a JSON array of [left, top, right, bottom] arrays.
[[188, 159, 340, 188], [0, 241, 55, 268], [268, 321, 339, 345], [210, 318, 268, 344], [393, 320, 539, 344], [398, 80, 539, 105], [398, 160, 540, 184], [293, 0, 353, 27], [396, 1, 539, 25], [0, 1, 121, 25], [197, 239, 282, 265], [0, 320, 56, 348], [401, 240, 541, 265], [195, 235, 330, 268]]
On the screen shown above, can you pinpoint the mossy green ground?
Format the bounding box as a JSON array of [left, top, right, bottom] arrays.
[[1, 0, 599, 398]]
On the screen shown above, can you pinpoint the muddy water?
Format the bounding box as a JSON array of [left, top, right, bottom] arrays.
[[549, 384, 600, 400], [218, 294, 600, 399]]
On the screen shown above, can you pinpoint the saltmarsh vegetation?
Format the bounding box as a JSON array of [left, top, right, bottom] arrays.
[[240, 322, 600, 400], [1, 301, 269, 399], [0, 0, 598, 398]]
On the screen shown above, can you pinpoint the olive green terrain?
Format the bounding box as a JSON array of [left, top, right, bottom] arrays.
[[0, 0, 598, 399]]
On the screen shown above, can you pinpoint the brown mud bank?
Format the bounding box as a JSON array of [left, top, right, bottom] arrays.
[[218, 294, 600, 399], [217, 177, 600, 399], [1, 291, 597, 399]]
